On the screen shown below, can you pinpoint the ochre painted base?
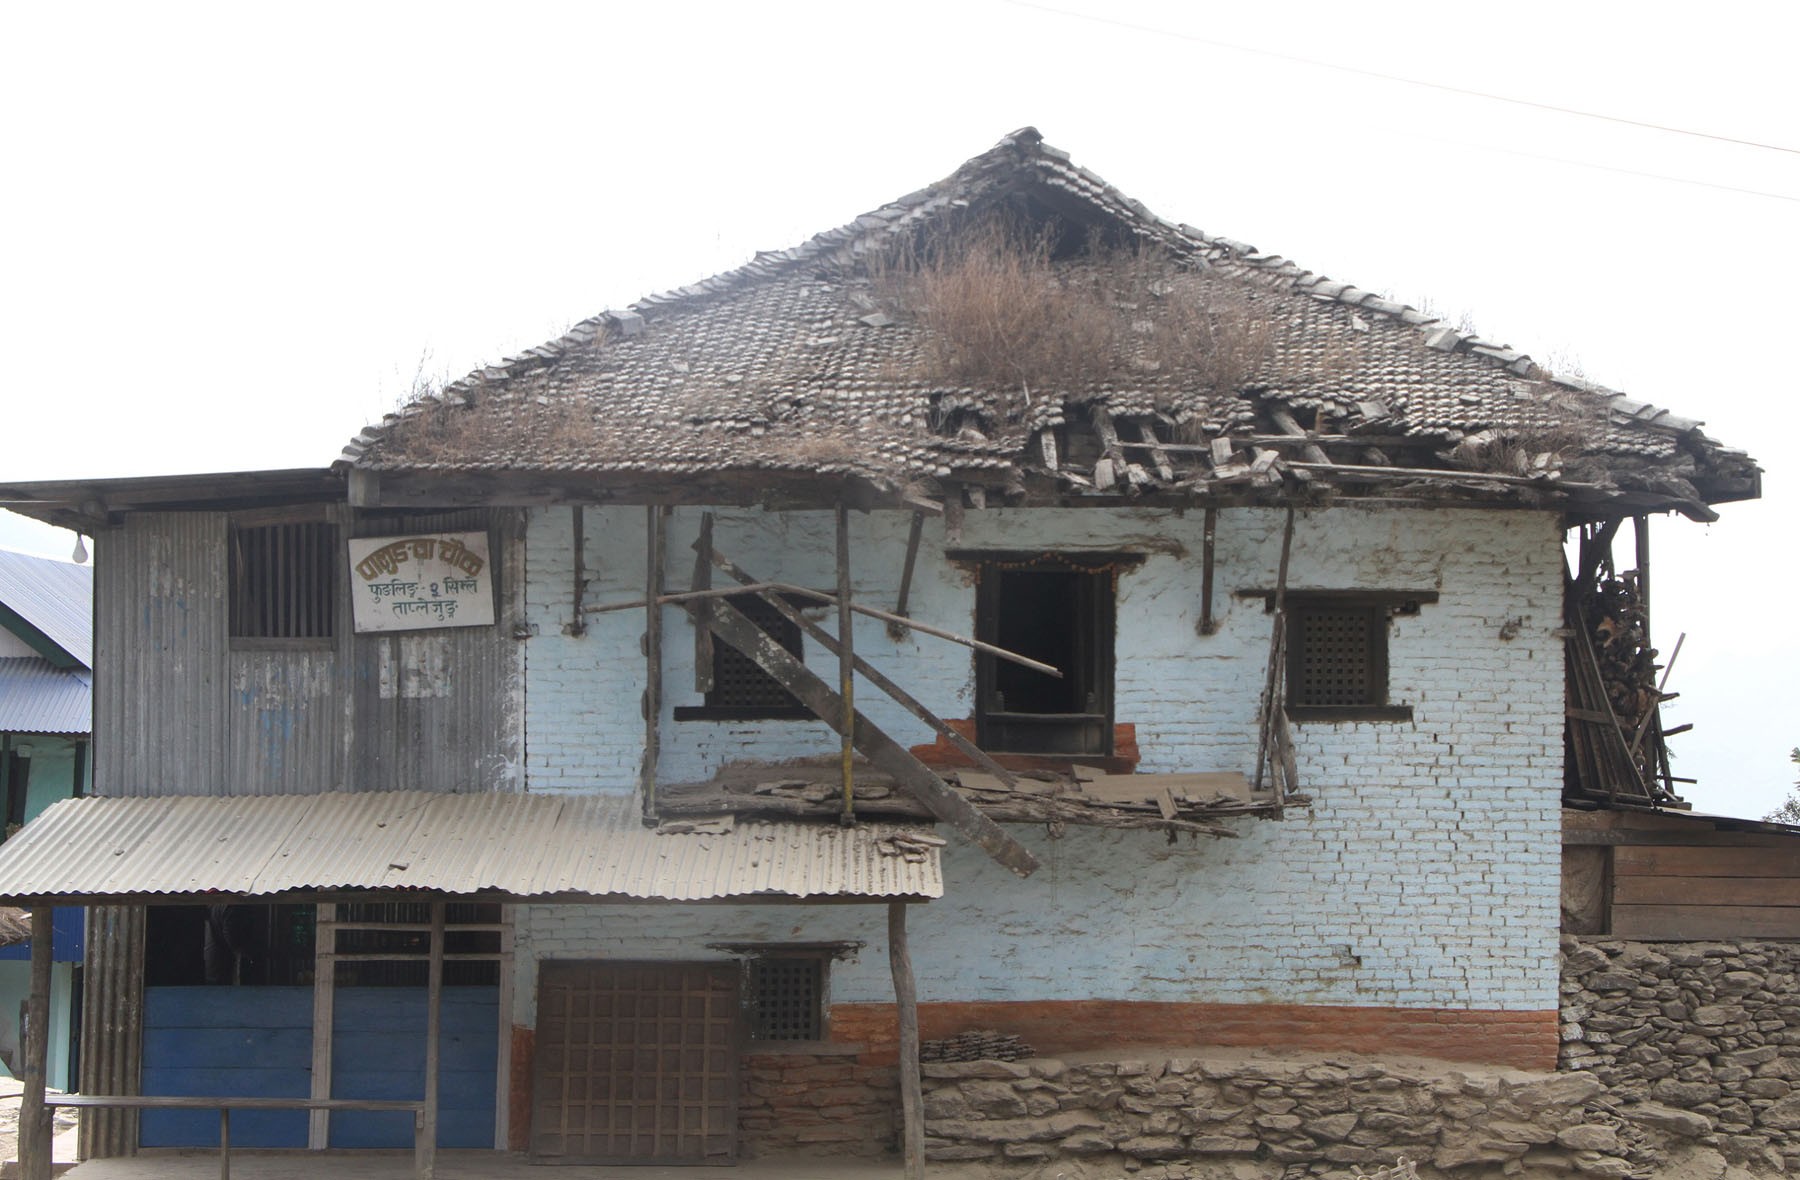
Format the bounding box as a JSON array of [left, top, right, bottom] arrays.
[[829, 999, 1559, 1072]]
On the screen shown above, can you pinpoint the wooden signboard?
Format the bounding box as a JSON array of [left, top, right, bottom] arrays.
[[347, 532, 495, 632]]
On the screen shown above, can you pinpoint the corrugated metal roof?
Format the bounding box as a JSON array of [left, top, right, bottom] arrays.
[[0, 791, 942, 903], [0, 659, 90, 734], [0, 550, 91, 668]]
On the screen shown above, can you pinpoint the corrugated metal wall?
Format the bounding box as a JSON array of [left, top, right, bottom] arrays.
[[94, 506, 524, 798], [96, 513, 229, 796]]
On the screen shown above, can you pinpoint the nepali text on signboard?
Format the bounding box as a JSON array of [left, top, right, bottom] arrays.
[[347, 532, 496, 632]]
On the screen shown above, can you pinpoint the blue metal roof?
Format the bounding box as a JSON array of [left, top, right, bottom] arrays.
[[0, 550, 91, 668], [0, 658, 91, 734]]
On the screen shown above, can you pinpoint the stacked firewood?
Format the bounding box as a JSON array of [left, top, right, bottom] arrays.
[[1580, 572, 1661, 735], [920, 1029, 1035, 1062]]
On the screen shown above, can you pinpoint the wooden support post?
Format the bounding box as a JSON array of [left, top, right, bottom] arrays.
[[692, 514, 715, 693], [640, 505, 665, 822], [420, 899, 445, 1180], [1199, 506, 1218, 636], [888, 511, 925, 641], [568, 506, 588, 637], [709, 549, 1023, 789], [837, 504, 856, 823], [1254, 506, 1297, 796], [691, 600, 1040, 875], [308, 902, 337, 1149], [888, 902, 924, 1180], [21, 906, 52, 1180], [1634, 514, 1651, 643]]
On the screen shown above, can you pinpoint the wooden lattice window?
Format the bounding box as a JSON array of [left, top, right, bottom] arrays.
[[229, 520, 336, 640], [676, 594, 807, 720], [743, 956, 825, 1042], [1282, 592, 1430, 722]]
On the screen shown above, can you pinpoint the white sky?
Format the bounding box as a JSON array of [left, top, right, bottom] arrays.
[[2, 1, 1794, 814]]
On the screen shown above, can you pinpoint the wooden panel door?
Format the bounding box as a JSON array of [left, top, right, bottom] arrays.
[[531, 962, 739, 1165]]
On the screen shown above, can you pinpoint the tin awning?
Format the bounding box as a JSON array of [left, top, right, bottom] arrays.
[[0, 791, 943, 905]]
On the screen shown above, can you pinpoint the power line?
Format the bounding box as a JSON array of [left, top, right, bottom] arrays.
[[1423, 137, 1800, 205], [1005, 0, 1800, 158]]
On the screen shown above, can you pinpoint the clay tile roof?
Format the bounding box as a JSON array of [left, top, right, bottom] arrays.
[[341, 128, 1758, 516]]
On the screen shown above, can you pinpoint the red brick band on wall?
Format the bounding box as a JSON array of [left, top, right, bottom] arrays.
[[830, 1000, 1559, 1073]]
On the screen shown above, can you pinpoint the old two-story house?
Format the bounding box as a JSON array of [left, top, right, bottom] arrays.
[[0, 129, 1758, 1174]]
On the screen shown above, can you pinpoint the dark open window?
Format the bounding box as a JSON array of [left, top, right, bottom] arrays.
[[971, 554, 1122, 756], [1283, 591, 1431, 722], [675, 593, 809, 721], [229, 520, 336, 641]]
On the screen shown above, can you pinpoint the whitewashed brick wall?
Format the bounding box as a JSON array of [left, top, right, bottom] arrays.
[[514, 504, 1564, 1025]]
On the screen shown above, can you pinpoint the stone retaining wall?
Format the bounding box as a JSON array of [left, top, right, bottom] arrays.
[[920, 1056, 1709, 1176], [1561, 936, 1800, 1171], [739, 1048, 896, 1158]]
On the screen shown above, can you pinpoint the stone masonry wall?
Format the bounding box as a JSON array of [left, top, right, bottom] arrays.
[[1561, 936, 1800, 1171], [738, 1047, 896, 1158], [919, 1055, 1709, 1177]]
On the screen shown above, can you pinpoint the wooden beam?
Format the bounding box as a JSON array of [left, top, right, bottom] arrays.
[[21, 906, 52, 1180], [837, 504, 856, 823], [708, 550, 1021, 790], [889, 902, 925, 1180], [692, 513, 714, 693], [568, 506, 588, 637], [888, 511, 925, 641], [640, 506, 665, 821], [421, 899, 445, 1179], [308, 902, 337, 1149], [1254, 506, 1297, 796], [692, 600, 1040, 876], [1199, 506, 1218, 636]]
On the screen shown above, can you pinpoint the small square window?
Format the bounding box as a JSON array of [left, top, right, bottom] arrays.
[[675, 593, 809, 721], [743, 956, 824, 1042], [1283, 593, 1427, 722], [229, 521, 336, 640]]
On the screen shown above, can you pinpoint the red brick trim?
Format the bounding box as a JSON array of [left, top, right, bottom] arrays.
[[829, 1000, 1558, 1072], [909, 719, 1141, 772]]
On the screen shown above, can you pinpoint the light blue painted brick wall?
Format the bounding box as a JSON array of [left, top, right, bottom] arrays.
[[513, 504, 1564, 1023]]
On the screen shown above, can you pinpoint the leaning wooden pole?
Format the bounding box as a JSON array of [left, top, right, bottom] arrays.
[[837, 504, 856, 824], [888, 902, 925, 1180], [21, 906, 53, 1180], [1254, 505, 1297, 795]]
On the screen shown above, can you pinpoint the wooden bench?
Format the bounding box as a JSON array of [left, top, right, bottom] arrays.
[[42, 1095, 431, 1180]]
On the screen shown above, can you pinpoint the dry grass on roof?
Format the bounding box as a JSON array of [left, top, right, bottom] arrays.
[[867, 217, 1294, 417]]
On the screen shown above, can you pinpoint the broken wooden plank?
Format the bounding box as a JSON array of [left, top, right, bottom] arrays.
[[1134, 420, 1175, 482], [692, 599, 1041, 876], [1269, 406, 1332, 466]]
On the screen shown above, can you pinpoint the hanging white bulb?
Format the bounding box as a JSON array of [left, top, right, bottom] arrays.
[[71, 534, 88, 564]]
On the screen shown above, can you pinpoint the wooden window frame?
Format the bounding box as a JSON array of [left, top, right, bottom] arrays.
[[1272, 590, 1435, 723], [959, 551, 1134, 759], [228, 511, 338, 647]]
